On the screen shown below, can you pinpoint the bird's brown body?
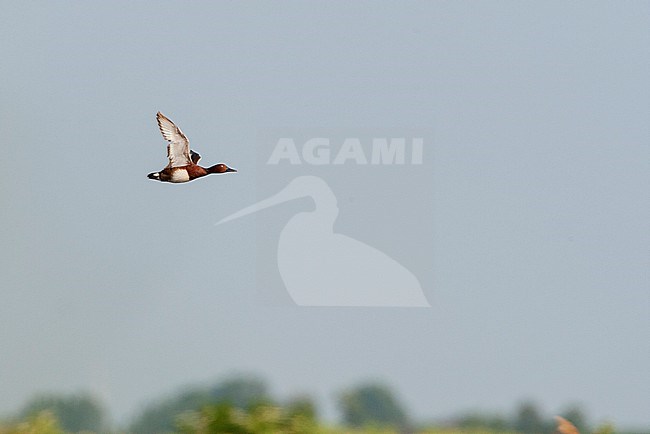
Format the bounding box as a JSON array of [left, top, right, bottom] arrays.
[[147, 112, 236, 183]]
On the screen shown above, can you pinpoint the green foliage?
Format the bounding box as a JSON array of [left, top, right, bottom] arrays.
[[130, 374, 271, 434], [454, 412, 510, 431], [0, 411, 64, 434], [420, 430, 518, 434], [559, 405, 589, 434], [208, 376, 270, 409], [176, 402, 318, 434], [338, 383, 409, 429], [285, 395, 317, 421], [5, 377, 648, 434], [593, 421, 615, 434], [130, 389, 212, 434], [513, 401, 548, 434], [18, 393, 105, 433], [176, 403, 247, 434]]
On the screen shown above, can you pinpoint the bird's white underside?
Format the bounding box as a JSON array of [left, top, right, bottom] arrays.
[[170, 169, 190, 183]]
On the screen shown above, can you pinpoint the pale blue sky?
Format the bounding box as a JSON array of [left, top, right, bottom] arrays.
[[0, 1, 648, 429]]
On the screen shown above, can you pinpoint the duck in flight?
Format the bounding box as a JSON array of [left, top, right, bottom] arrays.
[[148, 112, 236, 183]]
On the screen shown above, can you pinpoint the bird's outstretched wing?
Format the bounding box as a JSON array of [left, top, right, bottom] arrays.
[[157, 112, 192, 168]]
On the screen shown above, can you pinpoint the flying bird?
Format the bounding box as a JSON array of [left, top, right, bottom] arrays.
[[148, 112, 236, 183]]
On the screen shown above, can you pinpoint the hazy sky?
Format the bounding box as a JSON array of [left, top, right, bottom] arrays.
[[1, 0, 648, 429]]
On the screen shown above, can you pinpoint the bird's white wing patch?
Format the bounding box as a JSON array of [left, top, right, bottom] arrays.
[[157, 112, 192, 168]]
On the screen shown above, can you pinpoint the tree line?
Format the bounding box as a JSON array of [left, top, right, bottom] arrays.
[[0, 375, 637, 433]]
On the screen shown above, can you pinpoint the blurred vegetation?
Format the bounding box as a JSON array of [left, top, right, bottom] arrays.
[[0, 411, 63, 434], [176, 402, 318, 434], [4, 393, 106, 433], [339, 383, 409, 430], [0, 376, 646, 434], [129, 375, 272, 433]]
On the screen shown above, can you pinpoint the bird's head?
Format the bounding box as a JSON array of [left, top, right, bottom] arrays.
[[207, 164, 237, 174]]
